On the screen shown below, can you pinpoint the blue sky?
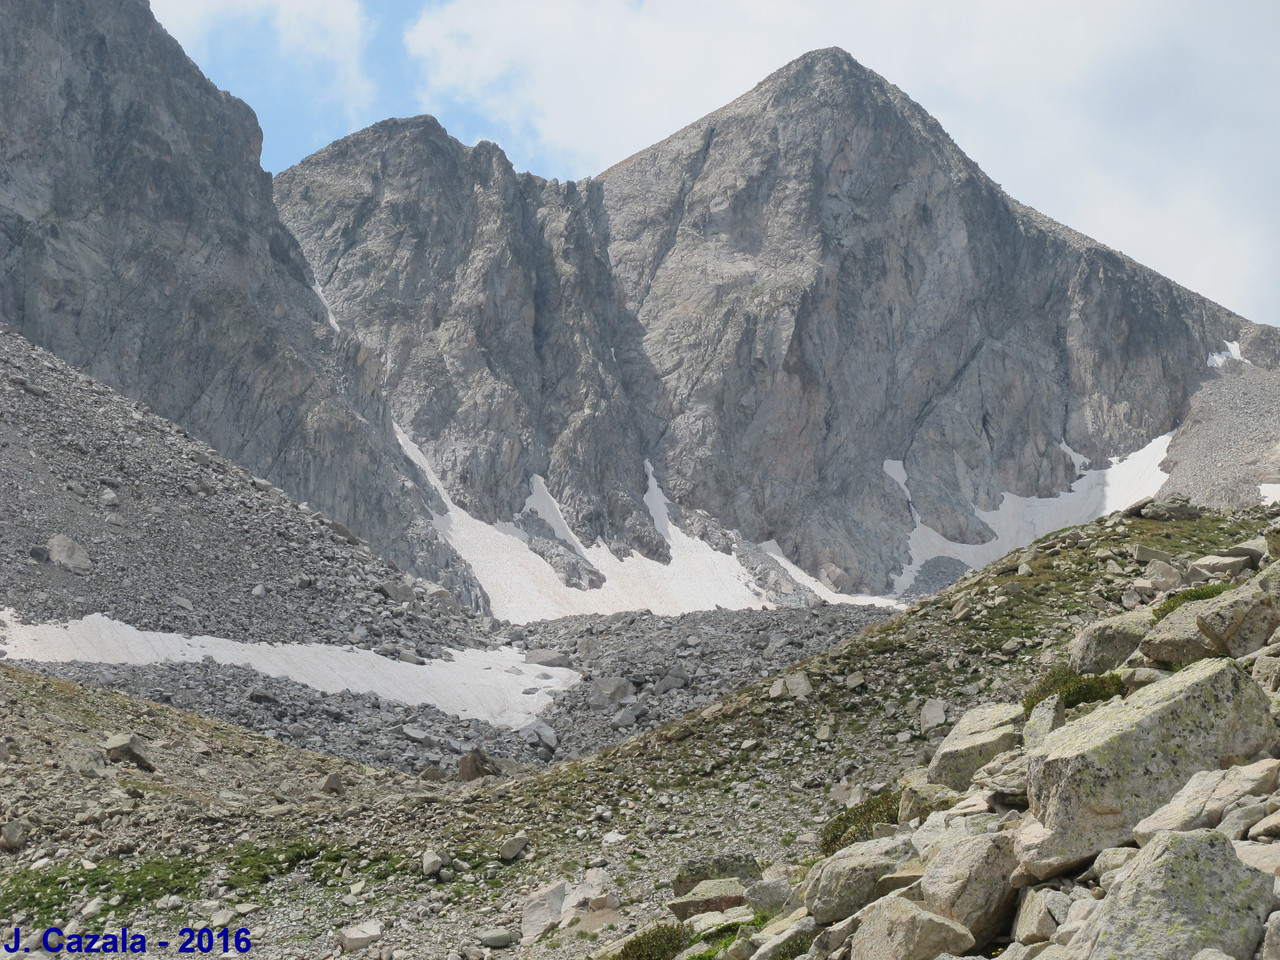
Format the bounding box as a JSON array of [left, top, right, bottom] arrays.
[[150, 0, 1279, 326]]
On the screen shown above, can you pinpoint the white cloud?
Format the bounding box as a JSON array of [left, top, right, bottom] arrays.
[[151, 0, 375, 123], [402, 0, 1279, 323]]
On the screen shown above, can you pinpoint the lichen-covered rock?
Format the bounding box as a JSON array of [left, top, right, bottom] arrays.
[[672, 853, 762, 897], [803, 834, 915, 924], [1024, 694, 1066, 749], [1058, 830, 1273, 960], [667, 878, 747, 922], [1069, 610, 1153, 675], [971, 748, 1030, 800], [1016, 659, 1277, 880], [1195, 586, 1280, 659], [1014, 886, 1072, 944], [1139, 599, 1226, 665], [927, 703, 1024, 791], [843, 897, 975, 960], [918, 831, 1018, 948], [1133, 758, 1280, 844], [898, 766, 963, 823], [912, 810, 1003, 861]]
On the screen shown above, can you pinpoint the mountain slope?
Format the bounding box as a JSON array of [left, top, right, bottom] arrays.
[[0, 0, 482, 605], [278, 48, 1265, 599]]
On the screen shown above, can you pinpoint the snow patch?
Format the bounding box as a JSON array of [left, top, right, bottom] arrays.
[[0, 609, 577, 729], [395, 425, 769, 623], [759, 541, 900, 609], [883, 459, 910, 497], [525, 475, 588, 557], [892, 433, 1173, 595], [1058, 441, 1090, 473], [1260, 484, 1280, 506], [1207, 340, 1249, 368], [311, 282, 341, 333]]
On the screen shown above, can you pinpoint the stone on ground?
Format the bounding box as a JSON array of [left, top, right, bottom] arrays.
[[843, 897, 975, 960], [803, 834, 916, 924], [926, 702, 1024, 791], [1138, 598, 1225, 665], [672, 853, 761, 896], [521, 881, 566, 944], [1058, 830, 1273, 960], [667, 878, 746, 922], [339, 920, 383, 952], [918, 831, 1018, 948], [1069, 610, 1153, 675], [47, 534, 93, 574], [1016, 658, 1276, 880], [102, 733, 155, 771], [1133, 758, 1280, 844]]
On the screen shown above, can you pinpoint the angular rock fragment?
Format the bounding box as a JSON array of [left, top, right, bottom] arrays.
[[918, 831, 1018, 948], [803, 834, 915, 924], [102, 732, 155, 771], [844, 897, 975, 960], [1017, 659, 1276, 880], [1132, 758, 1280, 844], [1069, 610, 1152, 675], [1059, 830, 1273, 960], [667, 878, 746, 922], [47, 534, 92, 574], [927, 702, 1023, 791]]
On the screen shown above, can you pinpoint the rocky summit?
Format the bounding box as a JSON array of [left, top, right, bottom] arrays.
[[277, 47, 1280, 604], [4, 1, 1280, 959]]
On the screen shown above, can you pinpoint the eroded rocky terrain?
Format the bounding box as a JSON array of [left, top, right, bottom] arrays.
[[6, 498, 1280, 959]]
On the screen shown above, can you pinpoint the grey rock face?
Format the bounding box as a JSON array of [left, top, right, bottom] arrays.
[[0, 0, 483, 606], [278, 47, 1257, 594]]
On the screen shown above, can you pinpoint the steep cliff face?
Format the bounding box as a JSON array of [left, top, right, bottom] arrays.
[[275, 118, 663, 566], [595, 49, 1249, 590], [280, 48, 1255, 595], [0, 0, 482, 604]]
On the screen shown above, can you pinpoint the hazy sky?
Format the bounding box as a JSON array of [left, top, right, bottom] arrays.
[[150, 0, 1279, 326]]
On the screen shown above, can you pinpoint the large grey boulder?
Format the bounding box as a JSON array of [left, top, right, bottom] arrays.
[[1139, 599, 1226, 665], [1014, 886, 1072, 944], [918, 831, 1018, 948], [843, 897, 975, 960], [1016, 659, 1277, 880], [1132, 757, 1280, 844], [927, 703, 1024, 791], [803, 834, 916, 924], [1195, 585, 1280, 659], [1069, 610, 1153, 675], [1058, 830, 1273, 960], [521, 881, 566, 944], [47, 534, 92, 575]]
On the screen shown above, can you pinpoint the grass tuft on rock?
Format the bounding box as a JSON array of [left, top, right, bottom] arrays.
[[772, 932, 817, 960], [617, 923, 689, 960], [1152, 582, 1235, 622], [819, 789, 903, 856], [1022, 665, 1126, 717]]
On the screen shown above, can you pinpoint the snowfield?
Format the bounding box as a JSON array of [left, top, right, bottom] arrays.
[[0, 609, 577, 729], [398, 423, 1179, 615], [397, 425, 771, 623], [890, 433, 1173, 594]]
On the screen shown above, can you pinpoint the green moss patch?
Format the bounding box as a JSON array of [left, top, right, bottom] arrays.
[[1022, 666, 1126, 717], [819, 789, 903, 856], [1152, 582, 1235, 622]]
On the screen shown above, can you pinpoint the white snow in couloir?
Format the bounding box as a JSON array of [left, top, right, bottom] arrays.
[[890, 433, 1173, 595], [396, 425, 769, 623]]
